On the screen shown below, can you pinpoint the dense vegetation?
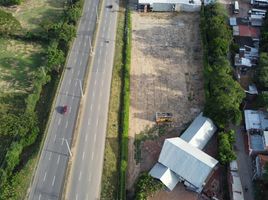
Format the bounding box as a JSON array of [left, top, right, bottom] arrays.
[[118, 8, 131, 200], [218, 130, 236, 164], [0, 1, 83, 198], [0, 0, 22, 6], [257, 17, 268, 89], [200, 3, 245, 129], [134, 173, 164, 200]]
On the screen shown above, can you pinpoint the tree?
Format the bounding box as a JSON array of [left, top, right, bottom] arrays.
[[256, 92, 268, 109], [134, 173, 164, 200], [257, 53, 268, 88], [65, 4, 82, 25], [0, 10, 21, 36], [0, 0, 22, 6], [218, 130, 236, 164], [47, 41, 65, 72]]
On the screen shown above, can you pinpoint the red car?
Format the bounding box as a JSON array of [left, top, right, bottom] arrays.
[[62, 105, 68, 114]]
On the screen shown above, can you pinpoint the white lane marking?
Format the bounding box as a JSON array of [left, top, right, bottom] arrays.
[[88, 118, 90, 125], [90, 104, 93, 111], [78, 69, 80, 76], [49, 152, 52, 160], [94, 79, 97, 86], [61, 138, 64, 145], [58, 118, 61, 125], [96, 67, 98, 73], [75, 81, 77, 87], [76, 194, 78, 200], [72, 96, 74, 100], [43, 172, 47, 182], [69, 79, 71, 85], [91, 153, 94, 161], [52, 176, 55, 186], [102, 79, 104, 87], [54, 134, 57, 142], [86, 193, 89, 199], [85, 134, 88, 142], [39, 194, 42, 200], [74, 58, 77, 65], [96, 118, 99, 127], [70, 106, 72, 113], [84, 41, 86, 48], [82, 151, 85, 160], [65, 121, 68, 129], [79, 60, 82, 66], [88, 173, 92, 182], [57, 155, 60, 164], [93, 90, 95, 97], [79, 172, 82, 181], [94, 133, 97, 144]]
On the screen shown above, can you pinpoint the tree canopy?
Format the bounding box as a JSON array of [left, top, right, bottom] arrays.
[[0, 9, 21, 36], [218, 130, 236, 164]]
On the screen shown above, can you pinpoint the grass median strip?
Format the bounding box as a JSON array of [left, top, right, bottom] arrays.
[[100, 3, 125, 199]]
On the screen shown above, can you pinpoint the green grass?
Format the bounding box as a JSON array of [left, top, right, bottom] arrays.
[[11, 0, 66, 32], [0, 38, 45, 94], [100, 5, 125, 200]]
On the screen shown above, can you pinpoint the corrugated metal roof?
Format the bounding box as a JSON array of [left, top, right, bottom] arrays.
[[180, 112, 217, 150], [230, 160, 238, 171], [231, 171, 244, 200], [158, 138, 218, 190], [149, 163, 180, 190], [138, 0, 202, 5], [244, 110, 268, 130], [263, 131, 268, 147]]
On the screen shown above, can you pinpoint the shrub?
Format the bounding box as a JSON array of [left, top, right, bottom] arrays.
[[134, 173, 164, 200], [218, 130, 236, 164]]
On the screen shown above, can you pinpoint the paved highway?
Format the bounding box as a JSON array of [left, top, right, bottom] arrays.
[[28, 0, 100, 199], [65, 0, 119, 199]]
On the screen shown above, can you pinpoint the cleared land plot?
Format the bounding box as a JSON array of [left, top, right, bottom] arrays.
[[128, 12, 205, 197]]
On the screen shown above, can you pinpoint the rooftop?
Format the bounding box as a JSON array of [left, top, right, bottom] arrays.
[[233, 25, 260, 38], [157, 137, 218, 191], [244, 110, 268, 131], [180, 112, 217, 150]]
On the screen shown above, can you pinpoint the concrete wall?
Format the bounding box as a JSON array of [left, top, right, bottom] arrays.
[[152, 3, 175, 11]]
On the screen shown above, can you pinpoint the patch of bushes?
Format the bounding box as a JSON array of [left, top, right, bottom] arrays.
[[218, 130, 236, 164], [118, 8, 131, 200], [134, 173, 164, 200], [200, 3, 245, 128], [0, 9, 21, 36], [0, 0, 22, 6]]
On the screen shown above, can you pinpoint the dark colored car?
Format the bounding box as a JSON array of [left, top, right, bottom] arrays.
[[62, 105, 68, 114], [107, 4, 113, 8]]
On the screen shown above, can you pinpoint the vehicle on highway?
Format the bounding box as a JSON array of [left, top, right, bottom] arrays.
[[62, 105, 68, 114], [107, 4, 113, 8]]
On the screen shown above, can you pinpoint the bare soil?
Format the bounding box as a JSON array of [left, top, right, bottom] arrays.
[[127, 12, 205, 198]]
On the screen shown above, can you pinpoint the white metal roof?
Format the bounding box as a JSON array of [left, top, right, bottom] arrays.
[[230, 17, 237, 26], [138, 0, 202, 5], [231, 171, 244, 200], [180, 112, 217, 150], [230, 160, 238, 172], [149, 162, 180, 190], [263, 131, 268, 147], [244, 110, 268, 130], [158, 137, 218, 190]]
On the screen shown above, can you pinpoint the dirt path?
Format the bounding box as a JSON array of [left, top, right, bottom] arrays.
[[127, 12, 205, 192]]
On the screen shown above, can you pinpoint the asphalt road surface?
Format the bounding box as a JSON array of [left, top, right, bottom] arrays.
[[28, 0, 100, 199], [65, 0, 119, 199]]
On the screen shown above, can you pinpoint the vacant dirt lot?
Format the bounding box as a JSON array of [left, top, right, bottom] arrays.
[[127, 12, 205, 197]]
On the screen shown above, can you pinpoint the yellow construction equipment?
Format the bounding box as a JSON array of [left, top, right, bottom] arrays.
[[155, 112, 173, 124]]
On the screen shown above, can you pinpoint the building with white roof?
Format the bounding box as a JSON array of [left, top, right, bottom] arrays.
[[138, 0, 213, 12], [244, 110, 268, 131], [229, 160, 244, 200], [180, 112, 217, 150], [149, 113, 218, 192], [150, 138, 218, 192]]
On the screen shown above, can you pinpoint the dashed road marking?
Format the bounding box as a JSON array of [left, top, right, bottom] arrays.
[[52, 176, 55, 186], [57, 155, 60, 164], [43, 172, 47, 182]]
